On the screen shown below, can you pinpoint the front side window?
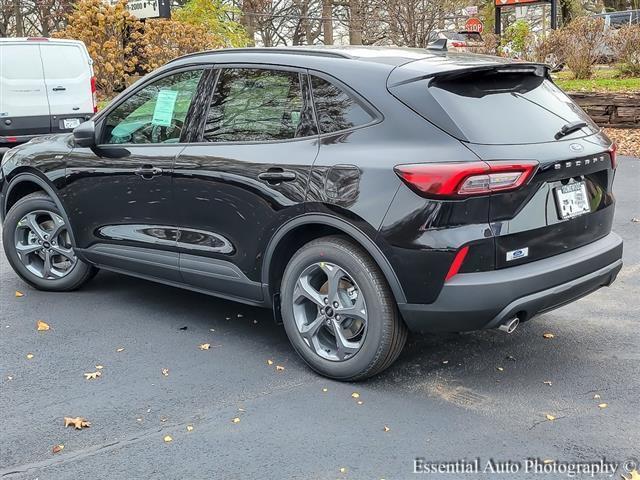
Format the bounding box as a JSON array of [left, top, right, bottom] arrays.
[[310, 75, 375, 134], [203, 68, 315, 142], [103, 69, 203, 144]]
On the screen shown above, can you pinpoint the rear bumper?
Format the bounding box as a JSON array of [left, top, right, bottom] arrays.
[[398, 232, 623, 332]]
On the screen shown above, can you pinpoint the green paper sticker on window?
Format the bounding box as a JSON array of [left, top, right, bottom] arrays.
[[152, 90, 179, 127]]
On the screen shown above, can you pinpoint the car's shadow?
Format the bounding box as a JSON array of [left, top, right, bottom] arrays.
[[82, 269, 572, 391]]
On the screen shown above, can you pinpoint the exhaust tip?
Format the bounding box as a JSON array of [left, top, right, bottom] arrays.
[[498, 317, 520, 334]]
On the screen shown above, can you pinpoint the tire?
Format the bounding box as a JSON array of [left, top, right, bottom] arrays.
[[2, 192, 97, 291], [280, 235, 407, 381]]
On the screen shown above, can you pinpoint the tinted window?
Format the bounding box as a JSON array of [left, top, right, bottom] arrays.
[[203, 68, 315, 142], [392, 70, 597, 145], [103, 70, 202, 144], [310, 76, 374, 134]]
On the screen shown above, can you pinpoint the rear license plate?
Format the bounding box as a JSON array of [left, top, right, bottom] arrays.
[[63, 118, 81, 129], [555, 181, 590, 219]]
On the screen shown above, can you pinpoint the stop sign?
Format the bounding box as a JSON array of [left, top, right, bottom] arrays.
[[465, 17, 484, 33]]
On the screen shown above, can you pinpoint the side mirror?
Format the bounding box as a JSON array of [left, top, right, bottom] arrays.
[[73, 120, 96, 148]]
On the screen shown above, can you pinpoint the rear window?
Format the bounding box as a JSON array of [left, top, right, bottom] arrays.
[[40, 45, 88, 79], [392, 69, 596, 145], [0, 44, 44, 80]]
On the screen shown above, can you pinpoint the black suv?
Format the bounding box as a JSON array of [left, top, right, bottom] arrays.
[[0, 47, 623, 380]]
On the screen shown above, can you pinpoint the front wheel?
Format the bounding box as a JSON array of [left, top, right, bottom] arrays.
[[280, 235, 407, 381], [2, 192, 96, 291]]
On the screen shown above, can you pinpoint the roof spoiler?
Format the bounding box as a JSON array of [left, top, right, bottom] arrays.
[[426, 39, 447, 51]]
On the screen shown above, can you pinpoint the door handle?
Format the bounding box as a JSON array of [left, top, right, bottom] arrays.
[[52, 86, 66, 91], [258, 169, 297, 184], [135, 165, 163, 179]]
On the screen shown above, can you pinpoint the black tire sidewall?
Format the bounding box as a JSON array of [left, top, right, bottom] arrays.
[[281, 239, 393, 380], [3, 194, 92, 291]]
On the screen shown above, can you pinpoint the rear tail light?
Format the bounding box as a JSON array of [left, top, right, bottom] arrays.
[[609, 144, 617, 169], [451, 41, 467, 47], [394, 161, 539, 198], [445, 245, 469, 282], [91, 76, 98, 113]]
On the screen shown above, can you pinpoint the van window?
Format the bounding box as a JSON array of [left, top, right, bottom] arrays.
[[40, 45, 87, 79], [0, 44, 44, 80]]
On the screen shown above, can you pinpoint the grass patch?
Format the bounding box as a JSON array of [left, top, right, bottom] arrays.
[[553, 67, 640, 92]]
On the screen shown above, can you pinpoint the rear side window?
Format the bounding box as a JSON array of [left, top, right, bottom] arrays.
[[203, 68, 315, 142], [310, 75, 374, 134], [40, 45, 87, 79], [391, 70, 596, 145], [0, 44, 44, 80]]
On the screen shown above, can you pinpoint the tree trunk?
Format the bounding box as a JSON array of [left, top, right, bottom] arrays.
[[322, 0, 333, 45], [14, 1, 24, 37], [348, 0, 362, 45]]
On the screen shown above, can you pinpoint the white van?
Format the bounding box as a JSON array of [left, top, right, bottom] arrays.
[[0, 37, 96, 152]]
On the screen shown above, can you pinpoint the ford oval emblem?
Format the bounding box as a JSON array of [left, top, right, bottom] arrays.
[[569, 143, 584, 152]]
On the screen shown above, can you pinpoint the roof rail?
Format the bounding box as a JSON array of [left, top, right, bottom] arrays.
[[169, 47, 352, 65]]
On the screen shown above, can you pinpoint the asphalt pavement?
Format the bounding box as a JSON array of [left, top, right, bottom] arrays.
[[1, 157, 639, 480]]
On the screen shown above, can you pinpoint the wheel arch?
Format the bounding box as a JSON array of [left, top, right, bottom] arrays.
[[3, 173, 78, 247], [261, 214, 406, 307]]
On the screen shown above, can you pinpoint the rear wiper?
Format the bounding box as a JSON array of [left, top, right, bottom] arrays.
[[555, 121, 588, 140]]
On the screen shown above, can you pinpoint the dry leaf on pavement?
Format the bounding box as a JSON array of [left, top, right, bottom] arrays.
[[266, 359, 274, 365], [95, 365, 104, 370], [275, 365, 285, 372], [322, 387, 328, 392], [64, 416, 91, 430], [161, 368, 169, 377], [232, 417, 241, 424], [598, 403, 608, 409], [351, 392, 360, 399], [52, 444, 64, 453], [163, 435, 173, 443], [545, 414, 556, 421], [621, 469, 640, 480], [383, 425, 390, 432], [36, 320, 50, 331], [543, 333, 555, 339], [340, 467, 347, 474], [116, 347, 125, 352], [26, 353, 34, 360], [543, 381, 553, 386], [497, 367, 504, 372], [199, 343, 211, 350], [84, 371, 101, 380], [15, 291, 24, 297], [186, 424, 194, 432]]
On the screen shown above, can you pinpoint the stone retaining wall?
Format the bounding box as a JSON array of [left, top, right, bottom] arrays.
[[569, 92, 640, 129]]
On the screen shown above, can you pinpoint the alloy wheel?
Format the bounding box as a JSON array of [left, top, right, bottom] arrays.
[[14, 210, 77, 280], [292, 261, 367, 361]]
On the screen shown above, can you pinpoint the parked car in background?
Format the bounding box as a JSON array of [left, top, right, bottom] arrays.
[[0, 38, 96, 157], [427, 30, 484, 52], [0, 47, 622, 381]]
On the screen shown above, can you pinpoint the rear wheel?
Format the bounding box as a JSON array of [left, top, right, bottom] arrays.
[[2, 192, 96, 291], [281, 235, 407, 381]]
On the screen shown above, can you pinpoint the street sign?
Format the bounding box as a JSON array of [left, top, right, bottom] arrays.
[[465, 17, 484, 32], [108, 0, 170, 19]]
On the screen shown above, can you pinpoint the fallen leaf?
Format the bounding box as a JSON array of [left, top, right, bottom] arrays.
[[199, 343, 211, 350], [160, 416, 168, 422], [116, 347, 125, 352], [543, 333, 555, 339], [351, 392, 360, 399], [275, 365, 285, 372], [442, 360, 449, 364], [497, 367, 504, 372], [543, 381, 553, 386], [64, 416, 91, 430], [543, 459, 554, 464], [7, 375, 13, 380], [26, 353, 34, 360], [52, 444, 64, 453], [621, 469, 640, 480], [178, 326, 188, 330], [161, 368, 169, 377], [15, 291, 24, 297], [186, 424, 194, 432], [598, 403, 608, 409], [266, 359, 274, 365], [383, 425, 390, 432], [95, 365, 104, 371], [163, 435, 172, 443], [322, 387, 328, 392], [632, 217, 640, 223], [545, 414, 556, 421], [209, 328, 215, 332], [506, 355, 516, 361], [232, 417, 240, 424], [593, 393, 601, 399], [238, 407, 245, 412], [36, 320, 50, 331], [356, 400, 364, 405], [136, 417, 143, 422], [339, 467, 347, 474], [83, 371, 101, 380]]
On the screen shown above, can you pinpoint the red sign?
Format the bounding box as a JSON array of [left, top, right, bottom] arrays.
[[465, 18, 484, 33], [495, 0, 543, 5]]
